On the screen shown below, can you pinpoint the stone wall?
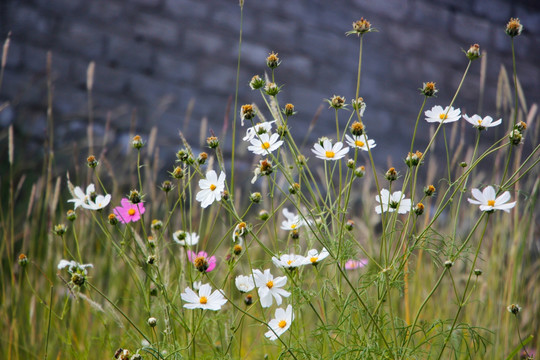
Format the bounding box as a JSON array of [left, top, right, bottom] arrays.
[[1, 0, 539, 173]]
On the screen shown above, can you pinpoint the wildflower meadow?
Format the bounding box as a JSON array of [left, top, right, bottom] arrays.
[[1, 7, 539, 360]]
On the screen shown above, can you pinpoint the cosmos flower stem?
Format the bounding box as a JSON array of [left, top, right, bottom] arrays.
[[70, 223, 83, 264], [409, 97, 427, 155], [137, 149, 143, 194], [87, 281, 152, 344], [229, 2, 244, 198], [511, 37, 518, 127], [501, 144, 540, 189], [354, 35, 364, 121], [94, 169, 108, 195], [443, 127, 452, 182], [435, 216, 490, 360]]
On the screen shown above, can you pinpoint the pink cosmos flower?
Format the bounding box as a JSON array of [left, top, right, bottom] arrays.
[[187, 250, 217, 272], [345, 259, 368, 270], [113, 198, 146, 223]]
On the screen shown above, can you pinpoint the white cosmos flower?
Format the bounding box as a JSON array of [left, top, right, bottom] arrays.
[[172, 231, 199, 246], [463, 114, 502, 130], [68, 184, 95, 209], [272, 254, 306, 269], [345, 134, 376, 151], [425, 105, 461, 123], [303, 248, 330, 265], [311, 139, 349, 161], [252, 269, 290, 308], [192, 281, 202, 291], [243, 121, 276, 141], [265, 305, 294, 341], [181, 283, 227, 311], [57, 259, 93, 274], [235, 275, 255, 293], [196, 170, 226, 208], [375, 189, 412, 214], [82, 194, 111, 210], [280, 208, 307, 231], [247, 133, 284, 155], [467, 186, 516, 212]]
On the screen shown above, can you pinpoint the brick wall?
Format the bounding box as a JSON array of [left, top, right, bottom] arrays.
[[1, 0, 539, 171]]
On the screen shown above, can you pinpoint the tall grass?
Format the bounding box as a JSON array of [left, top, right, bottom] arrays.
[[1, 10, 539, 360]]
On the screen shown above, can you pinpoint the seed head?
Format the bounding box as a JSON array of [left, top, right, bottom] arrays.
[[414, 203, 425, 215], [351, 97, 366, 114], [289, 183, 300, 195], [516, 121, 527, 132], [351, 18, 373, 35], [354, 165, 366, 178], [197, 152, 208, 165], [259, 209, 269, 221], [509, 129, 523, 145], [171, 166, 184, 179], [71, 273, 85, 286], [264, 82, 280, 96], [250, 192, 262, 203], [505, 18, 523, 37], [327, 95, 346, 109], [405, 151, 423, 167], [160, 180, 173, 193]]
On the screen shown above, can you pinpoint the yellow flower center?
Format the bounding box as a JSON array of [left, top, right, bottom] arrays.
[[487, 200, 495, 207], [290, 224, 297, 229], [439, 113, 448, 120], [325, 151, 335, 158], [287, 260, 293, 265], [210, 184, 217, 191], [477, 119, 483, 125], [310, 257, 318, 263], [266, 280, 274, 289], [128, 208, 136, 216], [278, 320, 287, 328], [261, 142, 271, 150], [355, 140, 365, 147], [199, 296, 208, 304]]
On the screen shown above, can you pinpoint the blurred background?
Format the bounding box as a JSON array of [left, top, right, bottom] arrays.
[[0, 0, 539, 175]]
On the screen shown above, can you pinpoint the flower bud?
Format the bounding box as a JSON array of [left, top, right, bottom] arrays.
[[241, 104, 256, 121], [207, 136, 219, 149], [150, 287, 158, 297], [147, 255, 157, 265], [147, 317, 157, 327], [259, 209, 269, 221], [249, 192, 262, 203], [244, 294, 253, 306], [424, 185, 436, 196], [72, 273, 85, 286], [87, 155, 98, 168], [351, 97, 366, 115], [507, 303, 521, 315], [505, 18, 523, 37], [350, 121, 364, 136], [66, 209, 77, 222], [18, 254, 28, 267], [283, 103, 296, 117], [290, 229, 299, 240], [197, 152, 208, 165], [444, 260, 453, 268], [354, 166, 365, 178], [509, 129, 523, 145], [151, 219, 163, 231], [148, 236, 156, 248], [385, 167, 398, 182], [420, 82, 438, 97], [347, 159, 355, 169], [414, 203, 424, 215], [345, 220, 354, 231], [405, 151, 423, 167], [128, 190, 142, 204], [171, 166, 184, 179], [460, 162, 468, 168], [266, 52, 281, 69], [132, 135, 144, 149], [249, 75, 265, 90], [466, 44, 480, 60], [160, 180, 173, 193], [289, 183, 300, 195], [221, 190, 230, 201], [233, 244, 243, 255], [108, 213, 118, 225], [264, 82, 280, 96], [296, 154, 307, 166], [176, 149, 189, 162], [277, 124, 289, 137], [474, 268, 482, 276], [351, 18, 372, 34], [327, 95, 346, 109], [515, 121, 527, 133], [53, 224, 67, 236]]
